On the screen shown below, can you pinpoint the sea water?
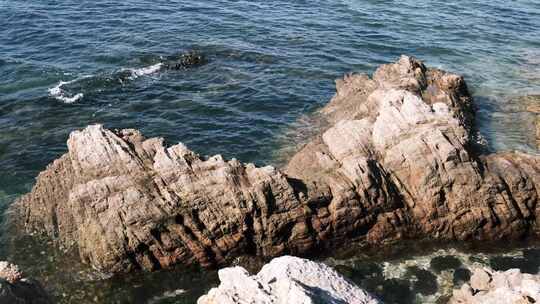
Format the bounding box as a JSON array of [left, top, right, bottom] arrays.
[[1, 0, 539, 303]]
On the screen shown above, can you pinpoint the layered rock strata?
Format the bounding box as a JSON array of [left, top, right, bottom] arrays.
[[450, 267, 540, 304], [12, 56, 540, 273], [197, 255, 380, 304], [0, 261, 52, 304]]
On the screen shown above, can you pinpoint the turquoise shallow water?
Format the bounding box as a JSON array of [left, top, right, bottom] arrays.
[[1, 0, 540, 303]]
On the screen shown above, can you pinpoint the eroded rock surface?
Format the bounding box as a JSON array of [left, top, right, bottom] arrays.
[[286, 55, 540, 244], [450, 267, 540, 304], [12, 56, 540, 273], [14, 124, 313, 273], [0, 261, 52, 304], [197, 255, 380, 304]]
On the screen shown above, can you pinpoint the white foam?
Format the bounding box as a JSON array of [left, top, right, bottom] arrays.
[[147, 288, 186, 304], [127, 63, 163, 80], [48, 79, 84, 104]]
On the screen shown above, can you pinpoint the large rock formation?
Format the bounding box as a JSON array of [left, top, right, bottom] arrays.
[[0, 261, 52, 304], [197, 255, 380, 304], [12, 56, 540, 273], [286, 55, 540, 244], [450, 267, 540, 304]]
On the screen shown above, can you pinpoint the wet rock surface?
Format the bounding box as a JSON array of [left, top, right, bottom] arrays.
[[450, 267, 540, 304], [197, 255, 380, 304], [0, 261, 52, 304], [12, 56, 540, 273]]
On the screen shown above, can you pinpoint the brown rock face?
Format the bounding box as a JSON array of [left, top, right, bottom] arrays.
[[14, 126, 313, 272], [12, 56, 540, 273], [286, 55, 540, 244]]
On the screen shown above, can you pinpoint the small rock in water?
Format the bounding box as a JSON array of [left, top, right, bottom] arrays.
[[470, 268, 491, 291], [450, 267, 540, 304], [0, 261, 52, 304], [163, 51, 207, 70]]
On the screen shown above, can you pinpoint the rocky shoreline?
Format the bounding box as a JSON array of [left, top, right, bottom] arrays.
[[10, 56, 540, 275]]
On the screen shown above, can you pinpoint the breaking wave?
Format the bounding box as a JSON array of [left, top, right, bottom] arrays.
[[48, 78, 86, 104], [124, 63, 163, 80], [47, 63, 164, 103]]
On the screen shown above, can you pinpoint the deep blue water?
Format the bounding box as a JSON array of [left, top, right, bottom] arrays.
[[1, 0, 540, 303]]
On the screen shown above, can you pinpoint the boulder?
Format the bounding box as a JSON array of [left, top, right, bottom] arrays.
[[197, 255, 380, 304], [450, 267, 540, 304], [12, 55, 540, 273], [0, 261, 52, 304], [286, 55, 540, 244]]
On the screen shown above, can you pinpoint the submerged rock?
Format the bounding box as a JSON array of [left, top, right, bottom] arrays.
[[12, 55, 540, 273], [0, 261, 52, 304], [162, 51, 207, 70], [525, 95, 540, 149], [512, 94, 540, 150], [197, 255, 380, 304], [450, 267, 540, 304]]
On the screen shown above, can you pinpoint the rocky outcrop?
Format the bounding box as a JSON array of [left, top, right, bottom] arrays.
[[286, 55, 540, 244], [0, 261, 52, 304], [450, 267, 540, 304], [13, 124, 313, 272], [197, 255, 380, 304], [12, 56, 540, 273]]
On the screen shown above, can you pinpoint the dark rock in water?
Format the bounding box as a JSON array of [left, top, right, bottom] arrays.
[[0, 262, 52, 304], [453, 268, 472, 286], [334, 262, 383, 284], [523, 248, 540, 264], [377, 278, 415, 304], [489, 251, 540, 274], [162, 51, 207, 70], [430, 255, 463, 273], [11, 55, 540, 273], [404, 266, 438, 296]]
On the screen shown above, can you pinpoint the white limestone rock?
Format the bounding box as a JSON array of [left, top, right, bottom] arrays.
[[197, 256, 380, 304], [450, 267, 540, 304]]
